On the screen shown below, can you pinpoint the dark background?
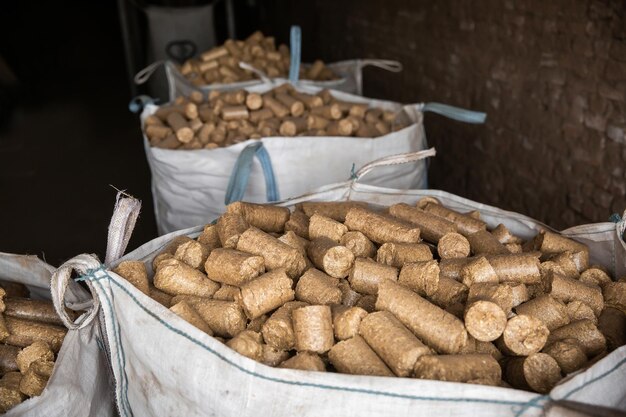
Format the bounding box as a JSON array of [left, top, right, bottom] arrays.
[[0, 0, 624, 266]]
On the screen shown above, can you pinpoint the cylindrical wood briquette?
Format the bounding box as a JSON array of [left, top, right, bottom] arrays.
[[261, 344, 290, 367], [497, 314, 549, 356], [549, 251, 580, 279], [0, 345, 20, 373], [328, 335, 393, 377], [275, 93, 304, 116], [292, 305, 334, 353], [197, 224, 221, 250], [338, 280, 361, 307], [504, 353, 561, 393], [376, 242, 433, 268], [429, 277, 468, 309], [467, 230, 510, 255], [185, 298, 247, 338], [170, 301, 213, 335], [422, 203, 487, 237], [398, 260, 439, 297], [239, 269, 294, 319], [332, 305, 368, 341], [345, 207, 420, 245], [598, 307, 626, 351], [308, 214, 348, 243], [376, 280, 468, 354], [261, 301, 308, 350], [3, 297, 76, 327], [340, 231, 376, 258], [4, 318, 66, 353], [547, 319, 606, 356], [279, 117, 307, 136], [166, 112, 194, 143], [413, 354, 501, 386], [579, 266, 612, 289], [19, 359, 53, 397], [487, 253, 542, 284], [359, 311, 431, 377], [467, 282, 514, 315], [507, 282, 530, 307], [284, 210, 310, 239], [310, 104, 342, 120], [236, 227, 307, 278], [226, 330, 263, 361], [307, 237, 355, 279], [226, 201, 290, 234], [279, 352, 326, 372], [349, 257, 398, 295], [307, 114, 330, 130], [437, 233, 471, 259], [174, 240, 210, 270], [149, 286, 173, 307], [355, 294, 377, 313], [460, 257, 499, 287], [542, 339, 587, 374], [532, 230, 589, 271], [15, 341, 53, 374], [153, 258, 219, 297], [550, 272, 603, 316], [438, 257, 474, 281], [491, 224, 522, 244], [245, 93, 263, 110], [216, 213, 249, 248], [566, 300, 597, 324], [213, 284, 241, 301], [388, 203, 457, 243], [603, 282, 626, 314], [295, 269, 341, 305], [0, 371, 25, 412], [464, 300, 507, 342], [263, 96, 289, 118], [297, 201, 368, 222]]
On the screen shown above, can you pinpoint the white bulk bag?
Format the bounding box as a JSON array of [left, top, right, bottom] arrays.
[[0, 253, 114, 417], [141, 82, 486, 234], [56, 164, 626, 417]]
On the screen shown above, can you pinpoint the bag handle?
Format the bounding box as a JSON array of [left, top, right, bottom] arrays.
[[50, 191, 142, 330], [421, 102, 487, 124], [134, 60, 166, 85], [288, 25, 302, 84], [352, 147, 437, 182], [225, 142, 280, 205], [360, 59, 403, 73]]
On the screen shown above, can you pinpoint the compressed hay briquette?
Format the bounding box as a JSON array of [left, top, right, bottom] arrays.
[[468, 283, 514, 315], [247, 314, 268, 332], [491, 224, 522, 245], [359, 311, 431, 377], [348, 258, 398, 295], [422, 202, 487, 237], [376, 242, 433, 268], [240, 269, 294, 319], [413, 354, 501, 386], [460, 257, 499, 287], [308, 214, 348, 242], [332, 305, 368, 341], [307, 237, 355, 279], [515, 294, 570, 331], [295, 269, 341, 305], [184, 299, 247, 338], [340, 231, 376, 258], [226, 330, 264, 361], [174, 239, 210, 270], [550, 272, 603, 316], [338, 280, 361, 307], [505, 353, 561, 394], [344, 207, 421, 245], [226, 201, 290, 233], [4, 318, 66, 353], [15, 341, 53, 374], [149, 286, 173, 307], [598, 307, 626, 351], [398, 260, 440, 297], [542, 339, 587, 374], [236, 227, 306, 278], [429, 277, 468, 309], [566, 300, 597, 324], [261, 344, 290, 367], [261, 301, 308, 350], [153, 258, 220, 297], [497, 314, 549, 356], [19, 359, 53, 397], [197, 224, 221, 250], [0, 345, 20, 373], [464, 300, 507, 342], [0, 372, 25, 412], [213, 284, 241, 301], [467, 230, 509, 255], [328, 335, 393, 377], [3, 298, 77, 327], [113, 260, 150, 295], [549, 251, 580, 279], [279, 352, 326, 372], [532, 230, 589, 271], [376, 280, 468, 354], [487, 253, 542, 285], [355, 294, 377, 313], [437, 232, 471, 259], [297, 201, 369, 222], [579, 266, 612, 289], [603, 281, 626, 313], [547, 319, 606, 356], [216, 213, 249, 248], [204, 248, 265, 287], [284, 210, 310, 239], [507, 282, 530, 308], [170, 301, 214, 335], [292, 305, 334, 353], [388, 203, 457, 243]]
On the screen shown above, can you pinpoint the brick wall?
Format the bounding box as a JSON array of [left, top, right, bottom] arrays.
[[257, 0, 626, 229]]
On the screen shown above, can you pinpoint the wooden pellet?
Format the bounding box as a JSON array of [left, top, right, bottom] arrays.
[[579, 266, 612, 289], [598, 307, 626, 351], [332, 305, 368, 341], [464, 300, 507, 342], [174, 240, 210, 270], [422, 203, 487, 237], [566, 300, 597, 324], [550, 272, 603, 316], [531, 230, 589, 271], [309, 214, 348, 243], [279, 117, 307, 136], [345, 207, 421, 245], [429, 277, 469, 309], [398, 260, 439, 297], [311, 104, 342, 120], [414, 354, 501, 386], [263, 96, 289, 118], [467, 283, 514, 315], [166, 112, 194, 143], [0, 345, 20, 373], [275, 93, 305, 117], [295, 269, 342, 305], [487, 253, 542, 285], [227, 330, 263, 361], [279, 352, 326, 372], [349, 257, 398, 295], [467, 230, 509, 255], [603, 281, 626, 314], [515, 294, 570, 331], [170, 301, 213, 335], [338, 280, 361, 307], [184, 298, 246, 338], [216, 213, 249, 249], [197, 224, 221, 250], [460, 257, 499, 287], [549, 251, 580, 279], [491, 224, 522, 244], [377, 242, 433, 268], [262, 301, 308, 350], [505, 353, 561, 394], [149, 286, 173, 307], [307, 237, 355, 278], [542, 339, 587, 374], [226, 201, 290, 234], [389, 203, 457, 243], [153, 258, 219, 297], [4, 318, 66, 353], [239, 269, 294, 319], [438, 232, 471, 259], [261, 344, 290, 367], [284, 210, 310, 239], [292, 305, 334, 354], [547, 319, 606, 356], [340, 231, 376, 258], [497, 314, 549, 356], [3, 298, 76, 327], [15, 341, 53, 374], [213, 284, 241, 301], [297, 201, 368, 222], [328, 336, 393, 377], [0, 372, 25, 412]]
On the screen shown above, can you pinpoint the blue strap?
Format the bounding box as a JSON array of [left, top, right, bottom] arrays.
[[128, 95, 158, 113], [609, 213, 622, 223], [225, 142, 280, 205], [288, 25, 302, 84], [422, 102, 487, 124]]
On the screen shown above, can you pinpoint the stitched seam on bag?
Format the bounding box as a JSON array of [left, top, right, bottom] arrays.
[[92, 277, 133, 417], [560, 356, 626, 400], [90, 274, 546, 410]]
